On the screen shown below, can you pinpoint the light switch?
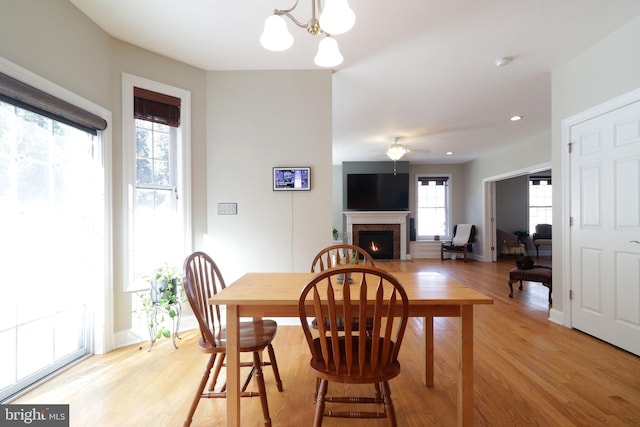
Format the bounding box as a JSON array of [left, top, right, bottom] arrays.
[[217, 202, 237, 215]]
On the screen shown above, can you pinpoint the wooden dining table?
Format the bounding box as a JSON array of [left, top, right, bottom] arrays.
[[210, 271, 494, 427]]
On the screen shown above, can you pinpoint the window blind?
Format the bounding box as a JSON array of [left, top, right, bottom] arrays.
[[134, 87, 181, 127], [530, 176, 551, 185], [0, 72, 107, 135], [418, 176, 449, 185]]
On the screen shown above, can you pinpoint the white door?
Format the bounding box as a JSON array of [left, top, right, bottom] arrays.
[[569, 98, 640, 356]]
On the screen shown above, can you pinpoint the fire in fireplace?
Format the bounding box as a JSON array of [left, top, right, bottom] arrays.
[[358, 230, 394, 260]]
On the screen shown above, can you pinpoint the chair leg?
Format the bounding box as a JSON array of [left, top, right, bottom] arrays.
[[183, 353, 216, 427], [208, 353, 225, 391], [313, 377, 320, 399], [266, 344, 283, 392], [252, 351, 272, 427], [381, 381, 397, 427], [314, 379, 328, 427]]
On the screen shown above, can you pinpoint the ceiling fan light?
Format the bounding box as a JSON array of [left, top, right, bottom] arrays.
[[386, 143, 407, 161], [314, 36, 343, 67], [260, 15, 294, 51], [319, 0, 356, 35]]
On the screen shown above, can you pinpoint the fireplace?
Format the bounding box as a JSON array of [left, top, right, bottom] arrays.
[[359, 230, 394, 260], [352, 223, 401, 260], [345, 211, 410, 260]]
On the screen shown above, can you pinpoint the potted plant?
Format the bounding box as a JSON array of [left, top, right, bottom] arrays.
[[149, 263, 181, 304], [138, 263, 185, 350]]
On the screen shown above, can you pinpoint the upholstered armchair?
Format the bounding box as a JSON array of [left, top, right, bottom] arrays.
[[532, 224, 552, 257]]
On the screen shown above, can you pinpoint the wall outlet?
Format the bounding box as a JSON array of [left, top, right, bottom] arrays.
[[217, 202, 237, 215]]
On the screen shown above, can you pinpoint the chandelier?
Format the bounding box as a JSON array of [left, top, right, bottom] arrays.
[[260, 0, 356, 68], [386, 138, 407, 161], [386, 137, 408, 174]]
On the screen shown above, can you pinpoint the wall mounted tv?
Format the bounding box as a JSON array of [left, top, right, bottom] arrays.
[[346, 173, 409, 210], [273, 167, 311, 191]]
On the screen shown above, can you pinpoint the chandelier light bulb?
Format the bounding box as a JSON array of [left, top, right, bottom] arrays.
[[319, 0, 356, 35], [260, 15, 294, 51], [314, 36, 344, 67]]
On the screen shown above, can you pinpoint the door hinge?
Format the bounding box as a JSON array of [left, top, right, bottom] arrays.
[[569, 217, 574, 227], [568, 142, 573, 153], [569, 290, 573, 300]]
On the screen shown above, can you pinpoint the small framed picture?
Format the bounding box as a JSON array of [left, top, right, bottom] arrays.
[[273, 167, 311, 191]]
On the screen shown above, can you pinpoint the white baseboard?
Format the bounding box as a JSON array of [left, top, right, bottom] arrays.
[[114, 314, 198, 350], [548, 308, 564, 325]]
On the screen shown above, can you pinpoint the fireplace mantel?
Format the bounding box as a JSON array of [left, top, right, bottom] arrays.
[[344, 211, 411, 260]]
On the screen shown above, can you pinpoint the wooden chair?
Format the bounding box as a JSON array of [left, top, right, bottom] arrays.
[[441, 224, 476, 262], [298, 265, 409, 426], [310, 244, 376, 332], [182, 251, 283, 427], [310, 244, 374, 272], [309, 244, 376, 396]]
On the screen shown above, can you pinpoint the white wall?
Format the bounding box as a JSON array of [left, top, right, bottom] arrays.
[[464, 131, 552, 259], [206, 71, 333, 282], [551, 14, 640, 312]]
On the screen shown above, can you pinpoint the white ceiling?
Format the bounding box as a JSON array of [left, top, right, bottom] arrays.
[[69, 0, 640, 165]]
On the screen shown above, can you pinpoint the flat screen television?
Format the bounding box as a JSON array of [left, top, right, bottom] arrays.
[[273, 167, 311, 191], [346, 173, 409, 210]]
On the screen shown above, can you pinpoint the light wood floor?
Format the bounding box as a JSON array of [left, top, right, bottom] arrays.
[[12, 258, 640, 426]]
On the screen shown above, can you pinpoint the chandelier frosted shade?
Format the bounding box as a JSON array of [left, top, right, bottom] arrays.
[[386, 143, 407, 161], [314, 36, 344, 67], [260, 0, 356, 67], [260, 15, 294, 51], [319, 0, 356, 35]]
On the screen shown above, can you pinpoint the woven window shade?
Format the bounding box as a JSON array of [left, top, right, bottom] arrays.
[[0, 72, 107, 135], [134, 87, 181, 127]]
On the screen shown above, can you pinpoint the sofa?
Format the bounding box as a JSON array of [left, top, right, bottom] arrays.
[[497, 229, 526, 257]]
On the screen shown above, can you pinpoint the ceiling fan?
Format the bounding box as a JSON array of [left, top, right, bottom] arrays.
[[385, 137, 408, 162], [384, 136, 431, 173]]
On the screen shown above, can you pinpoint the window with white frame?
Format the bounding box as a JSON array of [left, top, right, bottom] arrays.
[[122, 74, 191, 291], [416, 176, 450, 239], [528, 176, 552, 233], [0, 66, 108, 400]]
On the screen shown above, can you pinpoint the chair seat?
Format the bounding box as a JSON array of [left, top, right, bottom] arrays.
[[442, 243, 470, 250], [309, 336, 401, 383], [198, 319, 278, 353]]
